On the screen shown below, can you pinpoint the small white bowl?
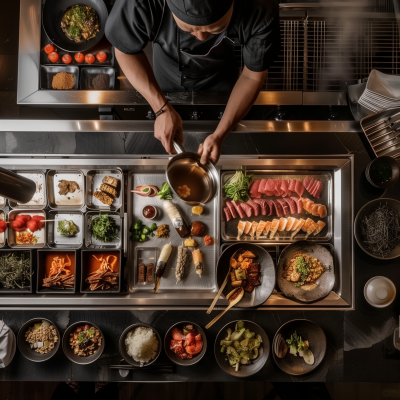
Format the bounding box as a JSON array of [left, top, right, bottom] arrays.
[[364, 276, 396, 308]]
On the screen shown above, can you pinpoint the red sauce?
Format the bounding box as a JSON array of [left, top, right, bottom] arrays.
[[143, 205, 156, 219]]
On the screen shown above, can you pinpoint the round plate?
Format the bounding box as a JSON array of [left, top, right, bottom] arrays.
[[214, 320, 270, 378], [217, 243, 276, 308], [119, 323, 162, 367], [164, 321, 207, 366], [277, 241, 335, 303], [272, 319, 326, 376], [62, 321, 105, 365], [42, 0, 108, 52], [354, 198, 400, 260]]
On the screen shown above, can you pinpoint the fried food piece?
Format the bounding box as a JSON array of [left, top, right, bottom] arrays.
[[146, 263, 154, 283], [102, 176, 119, 188], [100, 183, 117, 197], [58, 180, 80, 195], [94, 191, 113, 206], [138, 263, 145, 283]]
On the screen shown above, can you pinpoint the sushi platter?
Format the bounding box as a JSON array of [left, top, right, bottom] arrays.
[[0, 154, 354, 310]]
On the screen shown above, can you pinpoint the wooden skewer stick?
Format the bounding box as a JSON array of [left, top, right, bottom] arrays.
[[206, 266, 231, 315]]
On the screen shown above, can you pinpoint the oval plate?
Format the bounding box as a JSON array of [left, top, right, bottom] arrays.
[[277, 241, 335, 303], [215, 320, 270, 378], [272, 319, 326, 376], [217, 243, 276, 308]]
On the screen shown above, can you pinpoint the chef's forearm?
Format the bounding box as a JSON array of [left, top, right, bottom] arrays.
[[214, 67, 268, 140], [115, 48, 167, 112]]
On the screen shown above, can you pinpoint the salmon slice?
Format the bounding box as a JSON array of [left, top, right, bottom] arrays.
[[244, 221, 252, 234], [285, 217, 297, 231], [256, 221, 267, 238], [301, 198, 314, 213], [250, 221, 258, 237], [291, 219, 301, 232], [305, 221, 318, 238], [302, 218, 314, 232], [313, 220, 326, 235], [263, 221, 272, 236], [269, 219, 279, 238], [237, 220, 245, 238], [311, 203, 320, 217], [291, 218, 306, 238], [277, 218, 288, 231], [318, 205, 327, 218]]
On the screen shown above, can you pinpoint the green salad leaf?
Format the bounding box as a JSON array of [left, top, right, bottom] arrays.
[[223, 170, 253, 203], [91, 214, 119, 243], [157, 182, 173, 200]]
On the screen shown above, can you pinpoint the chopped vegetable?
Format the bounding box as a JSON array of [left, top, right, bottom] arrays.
[[285, 331, 314, 365], [157, 182, 173, 200], [57, 220, 78, 236], [223, 170, 253, 203], [0, 253, 31, 289], [130, 220, 157, 242], [90, 214, 119, 242]]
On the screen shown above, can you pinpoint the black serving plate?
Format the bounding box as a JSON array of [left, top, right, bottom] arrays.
[[216, 243, 276, 308], [40, 65, 79, 90], [80, 67, 115, 90], [0, 250, 33, 294], [272, 319, 326, 376]]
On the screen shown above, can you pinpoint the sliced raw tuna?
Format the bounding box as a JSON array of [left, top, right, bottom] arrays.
[[249, 180, 262, 198], [288, 179, 296, 192], [247, 200, 260, 217], [226, 201, 238, 219], [283, 197, 297, 214], [294, 180, 304, 197], [231, 201, 245, 219], [258, 179, 269, 195], [309, 180, 319, 195], [274, 179, 284, 196], [223, 207, 232, 222], [312, 181, 323, 199], [253, 199, 269, 215], [276, 199, 290, 216], [272, 200, 284, 217], [303, 177, 312, 191], [266, 199, 275, 216], [240, 202, 253, 218], [291, 196, 303, 214], [280, 180, 289, 197]]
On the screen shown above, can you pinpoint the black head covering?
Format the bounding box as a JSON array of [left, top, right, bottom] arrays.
[[166, 0, 233, 26]]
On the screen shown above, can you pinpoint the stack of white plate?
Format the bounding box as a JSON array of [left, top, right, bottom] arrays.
[[358, 70, 400, 113]]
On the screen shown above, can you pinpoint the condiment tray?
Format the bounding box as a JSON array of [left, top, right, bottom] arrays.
[[40, 65, 79, 90], [0, 249, 33, 293], [47, 211, 84, 249], [85, 211, 122, 249], [80, 68, 116, 90], [133, 247, 159, 289]]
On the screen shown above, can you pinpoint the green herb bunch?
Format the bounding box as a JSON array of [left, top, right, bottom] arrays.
[[223, 170, 253, 203], [91, 214, 119, 243], [294, 256, 311, 288], [0, 253, 31, 289]]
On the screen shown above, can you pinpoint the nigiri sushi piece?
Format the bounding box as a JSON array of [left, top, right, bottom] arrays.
[[250, 221, 258, 237], [237, 220, 245, 239], [311, 203, 320, 217], [285, 217, 297, 231], [263, 221, 272, 236], [302, 218, 314, 232], [269, 219, 279, 238], [256, 221, 267, 238], [318, 205, 327, 218], [305, 221, 318, 238], [277, 218, 288, 231], [244, 221, 252, 235], [313, 220, 326, 235], [291, 218, 306, 238], [192, 249, 203, 278]]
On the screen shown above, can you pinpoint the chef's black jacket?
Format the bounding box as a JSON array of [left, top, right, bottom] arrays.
[[105, 0, 280, 91]]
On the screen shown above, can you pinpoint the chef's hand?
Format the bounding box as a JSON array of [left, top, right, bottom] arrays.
[[198, 133, 223, 165], [154, 103, 184, 155]]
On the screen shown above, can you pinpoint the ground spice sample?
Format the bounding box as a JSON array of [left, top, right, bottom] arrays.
[[52, 72, 75, 90], [92, 74, 110, 90]]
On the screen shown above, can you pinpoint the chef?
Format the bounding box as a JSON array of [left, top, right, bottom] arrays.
[[106, 0, 280, 163]]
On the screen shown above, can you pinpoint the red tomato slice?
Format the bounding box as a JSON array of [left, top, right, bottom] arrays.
[[48, 52, 59, 63], [74, 52, 84, 63], [96, 51, 107, 63], [85, 54, 95, 64], [61, 54, 72, 64], [26, 219, 38, 233], [44, 44, 55, 54]]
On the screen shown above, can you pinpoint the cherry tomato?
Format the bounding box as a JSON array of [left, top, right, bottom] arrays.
[[44, 44, 55, 54], [85, 54, 95, 64], [74, 52, 84, 63], [96, 51, 107, 63], [48, 52, 59, 63], [61, 54, 72, 64]]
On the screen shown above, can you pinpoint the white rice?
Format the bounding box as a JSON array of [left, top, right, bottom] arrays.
[[125, 327, 158, 363]]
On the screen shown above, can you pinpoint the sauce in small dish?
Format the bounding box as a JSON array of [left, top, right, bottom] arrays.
[[142, 205, 157, 220]]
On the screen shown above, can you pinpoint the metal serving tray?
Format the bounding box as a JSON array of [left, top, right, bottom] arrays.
[[85, 211, 122, 249], [221, 171, 333, 242]]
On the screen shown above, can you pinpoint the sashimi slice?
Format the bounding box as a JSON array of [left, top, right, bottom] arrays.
[[263, 221, 272, 236], [231, 201, 245, 219], [237, 220, 245, 238], [318, 205, 327, 218], [308, 180, 319, 195], [277, 217, 288, 231], [269, 219, 279, 238], [249, 180, 262, 198], [244, 221, 252, 234], [302, 218, 314, 232], [272, 200, 284, 217], [312, 181, 323, 199], [303, 177, 313, 191], [288, 179, 296, 192], [277, 199, 290, 216], [253, 199, 269, 215], [290, 219, 302, 232], [274, 179, 284, 196], [313, 220, 326, 235], [283, 197, 297, 214], [280, 180, 289, 197], [294, 180, 305, 197], [240, 202, 253, 218], [247, 200, 261, 217], [226, 201, 238, 219], [305, 221, 318, 238], [265, 179, 276, 196], [302, 198, 314, 213], [311, 204, 320, 217], [258, 179, 269, 195], [250, 221, 258, 237], [265, 199, 275, 216], [291, 218, 306, 238], [285, 217, 297, 231], [223, 207, 232, 222], [256, 221, 267, 238], [291, 196, 303, 213]]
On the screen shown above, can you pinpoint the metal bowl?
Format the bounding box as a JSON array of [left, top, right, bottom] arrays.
[[354, 198, 400, 260], [365, 156, 400, 188], [119, 323, 161, 367], [164, 321, 207, 366], [214, 320, 270, 378], [18, 318, 60, 362], [62, 321, 105, 365]]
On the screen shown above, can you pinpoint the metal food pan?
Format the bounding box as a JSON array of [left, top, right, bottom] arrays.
[[85, 211, 122, 249], [133, 247, 158, 290], [0, 249, 33, 293], [9, 170, 47, 210], [47, 211, 83, 249], [7, 209, 47, 249], [47, 170, 85, 209], [221, 171, 333, 243], [0, 210, 6, 249], [86, 169, 123, 211], [127, 171, 219, 292], [36, 249, 78, 294]]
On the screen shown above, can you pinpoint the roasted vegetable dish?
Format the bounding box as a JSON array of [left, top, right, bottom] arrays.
[[69, 324, 102, 357], [229, 249, 261, 293], [61, 4, 100, 43]]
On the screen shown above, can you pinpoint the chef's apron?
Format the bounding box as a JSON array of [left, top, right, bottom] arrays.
[[152, 1, 239, 91]]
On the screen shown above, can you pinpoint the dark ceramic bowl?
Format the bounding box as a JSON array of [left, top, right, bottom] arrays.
[[354, 198, 400, 260], [62, 321, 105, 365], [18, 318, 60, 362], [119, 323, 161, 367], [164, 321, 207, 366], [214, 320, 270, 378], [365, 156, 399, 188], [272, 319, 326, 376]]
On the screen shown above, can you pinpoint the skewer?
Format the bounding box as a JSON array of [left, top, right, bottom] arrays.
[[206, 266, 231, 314], [365, 110, 400, 132]]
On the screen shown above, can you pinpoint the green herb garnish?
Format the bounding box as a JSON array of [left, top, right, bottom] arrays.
[[294, 256, 311, 288], [57, 220, 78, 237], [91, 214, 119, 243], [223, 170, 253, 203], [157, 182, 173, 200], [0, 253, 31, 289]]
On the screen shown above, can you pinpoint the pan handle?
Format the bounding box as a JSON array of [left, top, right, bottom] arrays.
[[173, 141, 185, 154]]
